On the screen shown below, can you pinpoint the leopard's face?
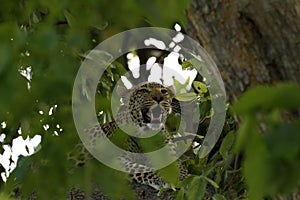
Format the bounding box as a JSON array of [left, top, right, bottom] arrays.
[[128, 82, 174, 130]]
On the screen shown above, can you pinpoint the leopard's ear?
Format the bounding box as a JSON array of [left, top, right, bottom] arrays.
[[116, 85, 127, 97], [115, 84, 134, 105], [116, 84, 133, 98]]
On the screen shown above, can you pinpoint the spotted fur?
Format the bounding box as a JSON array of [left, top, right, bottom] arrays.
[[70, 82, 188, 190]]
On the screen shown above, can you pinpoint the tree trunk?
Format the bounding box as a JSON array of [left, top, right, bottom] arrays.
[[185, 1, 300, 199], [185, 0, 300, 102]]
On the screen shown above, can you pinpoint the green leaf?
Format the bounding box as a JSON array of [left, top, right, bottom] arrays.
[[173, 76, 190, 94], [203, 176, 219, 189], [243, 133, 270, 200], [235, 116, 257, 152], [193, 81, 208, 94], [63, 10, 76, 28], [138, 0, 190, 27], [175, 92, 198, 101], [158, 161, 180, 186], [263, 120, 300, 194], [0, 193, 12, 200], [219, 131, 235, 159], [176, 188, 185, 200], [89, 160, 135, 200], [0, 44, 12, 75], [234, 83, 300, 114], [213, 194, 227, 200], [181, 61, 193, 69], [177, 175, 194, 188], [186, 176, 207, 200]]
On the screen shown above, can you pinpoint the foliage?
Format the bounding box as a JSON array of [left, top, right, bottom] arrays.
[[1, 1, 299, 200], [0, 0, 191, 199], [233, 83, 300, 200]]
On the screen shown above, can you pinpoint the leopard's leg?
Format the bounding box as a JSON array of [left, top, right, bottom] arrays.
[[119, 128, 188, 190], [119, 156, 165, 190], [162, 126, 190, 182], [68, 121, 118, 168], [84, 121, 117, 139]]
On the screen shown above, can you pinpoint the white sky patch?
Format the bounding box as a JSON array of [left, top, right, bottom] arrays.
[[121, 76, 133, 89], [169, 41, 176, 49], [148, 63, 162, 84], [173, 32, 184, 43], [53, 131, 59, 136], [126, 52, 134, 60], [47, 104, 58, 116], [25, 50, 30, 57], [0, 134, 41, 181], [12, 137, 30, 159], [193, 141, 201, 154], [174, 23, 182, 32], [146, 56, 156, 70], [18, 66, 32, 90], [127, 53, 140, 78], [49, 107, 54, 116], [1, 121, 6, 129], [43, 124, 49, 131], [163, 52, 197, 88], [18, 127, 22, 135], [0, 145, 12, 179], [39, 110, 44, 115], [144, 38, 166, 50], [30, 135, 41, 148], [0, 134, 6, 143], [19, 66, 32, 81], [173, 45, 181, 53], [27, 82, 31, 90]]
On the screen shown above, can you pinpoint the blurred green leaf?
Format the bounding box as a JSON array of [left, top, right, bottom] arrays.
[[87, 159, 135, 200], [234, 83, 300, 114], [234, 82, 300, 199], [0, 193, 12, 200], [176, 187, 185, 200], [213, 194, 227, 200], [63, 10, 76, 28], [203, 176, 219, 189], [234, 116, 257, 152], [264, 120, 300, 194], [243, 133, 270, 200], [136, 0, 190, 27], [219, 131, 235, 160], [186, 176, 206, 200]]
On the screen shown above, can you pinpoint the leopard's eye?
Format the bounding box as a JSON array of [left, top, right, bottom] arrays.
[[139, 88, 150, 94], [161, 88, 168, 95]]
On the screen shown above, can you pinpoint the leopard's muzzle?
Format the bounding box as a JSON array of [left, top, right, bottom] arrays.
[[141, 104, 166, 130]]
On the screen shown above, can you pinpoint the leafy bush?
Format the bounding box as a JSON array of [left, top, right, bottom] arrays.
[[234, 83, 300, 200]]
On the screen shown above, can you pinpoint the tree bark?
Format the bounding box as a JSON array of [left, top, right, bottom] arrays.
[[185, 1, 300, 199], [185, 0, 300, 101]]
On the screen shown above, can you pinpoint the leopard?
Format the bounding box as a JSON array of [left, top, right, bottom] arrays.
[[69, 82, 188, 191]]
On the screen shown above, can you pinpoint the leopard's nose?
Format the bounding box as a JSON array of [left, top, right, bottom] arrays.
[[152, 95, 163, 103]]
